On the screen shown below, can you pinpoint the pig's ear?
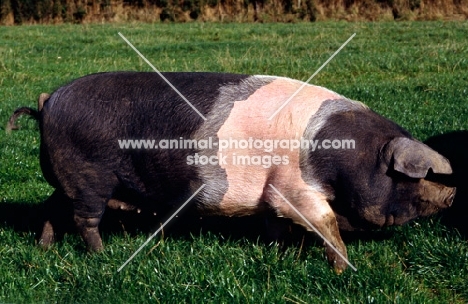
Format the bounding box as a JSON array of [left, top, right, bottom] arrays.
[[385, 137, 452, 178]]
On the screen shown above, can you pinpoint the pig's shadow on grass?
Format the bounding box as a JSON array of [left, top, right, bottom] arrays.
[[0, 199, 394, 251], [425, 130, 468, 237], [0, 202, 44, 234]]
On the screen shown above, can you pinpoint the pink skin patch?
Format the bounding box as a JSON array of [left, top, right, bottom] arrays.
[[216, 77, 342, 216]]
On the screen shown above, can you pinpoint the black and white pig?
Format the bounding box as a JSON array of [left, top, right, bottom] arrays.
[[28, 72, 455, 273]]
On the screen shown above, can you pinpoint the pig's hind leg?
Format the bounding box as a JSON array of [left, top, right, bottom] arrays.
[[72, 186, 113, 252], [39, 190, 74, 248], [39, 188, 110, 252], [64, 170, 119, 252]]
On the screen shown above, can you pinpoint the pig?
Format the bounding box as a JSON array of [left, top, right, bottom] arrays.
[[19, 72, 455, 273]]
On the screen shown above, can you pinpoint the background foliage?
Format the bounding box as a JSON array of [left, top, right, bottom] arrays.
[[0, 0, 468, 24]]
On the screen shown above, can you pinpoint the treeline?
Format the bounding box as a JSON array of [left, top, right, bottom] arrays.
[[1, 0, 467, 24]]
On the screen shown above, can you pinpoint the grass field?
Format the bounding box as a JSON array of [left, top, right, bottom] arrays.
[[1, 22, 468, 303]]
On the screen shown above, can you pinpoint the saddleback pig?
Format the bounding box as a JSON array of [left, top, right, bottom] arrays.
[[10, 72, 455, 273]]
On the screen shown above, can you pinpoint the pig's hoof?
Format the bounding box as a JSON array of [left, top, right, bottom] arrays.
[[325, 245, 348, 274], [82, 228, 104, 252], [333, 260, 347, 275], [88, 242, 104, 252], [74, 215, 104, 252], [38, 236, 54, 249], [38, 221, 55, 249], [87, 242, 104, 252]]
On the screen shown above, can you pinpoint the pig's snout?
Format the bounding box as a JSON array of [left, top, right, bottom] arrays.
[[421, 180, 456, 210], [430, 185, 456, 210], [444, 187, 456, 207]]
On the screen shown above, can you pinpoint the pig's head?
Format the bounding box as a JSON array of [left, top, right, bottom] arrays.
[[302, 99, 456, 231], [356, 137, 456, 228]]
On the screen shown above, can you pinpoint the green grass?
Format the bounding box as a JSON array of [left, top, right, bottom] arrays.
[[1, 22, 468, 303]]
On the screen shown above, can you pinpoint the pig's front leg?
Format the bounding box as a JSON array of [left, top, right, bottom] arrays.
[[321, 213, 348, 273], [267, 186, 348, 273]]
